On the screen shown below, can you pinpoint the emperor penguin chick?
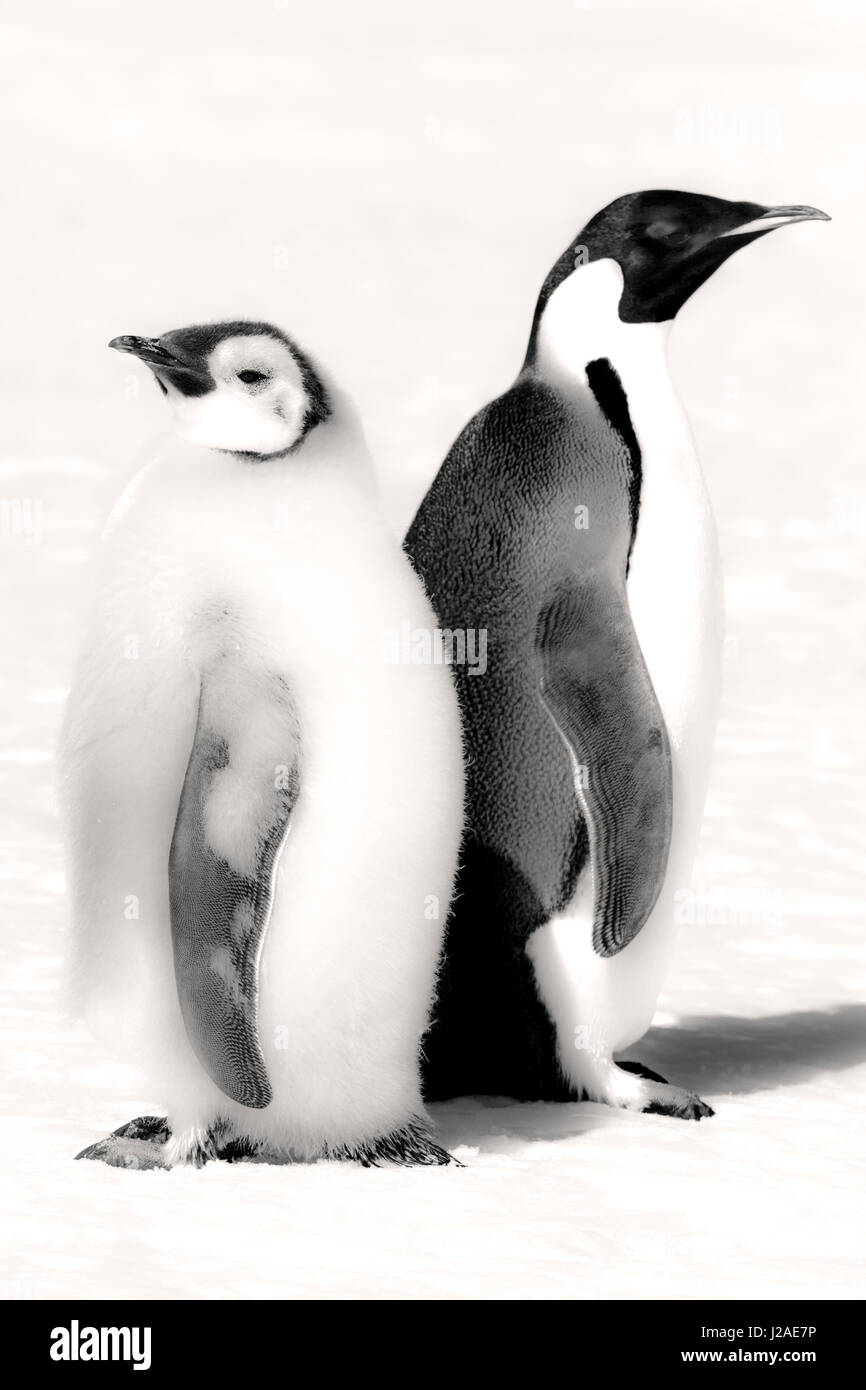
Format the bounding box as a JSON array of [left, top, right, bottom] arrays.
[[62, 320, 464, 1169]]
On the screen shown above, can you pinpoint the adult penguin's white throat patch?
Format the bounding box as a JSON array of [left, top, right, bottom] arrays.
[[536, 258, 671, 388]]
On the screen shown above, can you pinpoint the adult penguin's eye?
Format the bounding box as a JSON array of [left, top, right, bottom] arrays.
[[664, 227, 690, 249], [237, 369, 268, 385], [644, 220, 689, 249]]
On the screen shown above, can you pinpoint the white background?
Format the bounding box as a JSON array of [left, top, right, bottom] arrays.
[[1, 0, 864, 1299]]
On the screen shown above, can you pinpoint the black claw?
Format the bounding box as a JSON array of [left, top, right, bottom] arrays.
[[75, 1141, 106, 1161]]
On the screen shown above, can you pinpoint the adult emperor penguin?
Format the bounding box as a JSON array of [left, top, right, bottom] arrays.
[[62, 320, 464, 1168], [406, 191, 829, 1116]]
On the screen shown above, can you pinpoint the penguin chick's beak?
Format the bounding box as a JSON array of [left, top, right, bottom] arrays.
[[109, 335, 184, 367], [718, 204, 831, 239], [108, 334, 212, 392]]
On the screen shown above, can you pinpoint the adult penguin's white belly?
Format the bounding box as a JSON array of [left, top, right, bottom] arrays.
[[618, 345, 724, 1048]]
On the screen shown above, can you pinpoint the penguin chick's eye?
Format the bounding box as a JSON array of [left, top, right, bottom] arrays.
[[237, 369, 269, 385]]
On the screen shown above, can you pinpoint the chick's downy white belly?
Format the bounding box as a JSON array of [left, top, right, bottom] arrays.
[[62, 471, 463, 1156]]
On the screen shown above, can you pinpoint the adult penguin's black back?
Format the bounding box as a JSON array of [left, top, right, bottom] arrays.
[[407, 381, 603, 1099], [407, 370, 665, 1101], [406, 189, 828, 1114]]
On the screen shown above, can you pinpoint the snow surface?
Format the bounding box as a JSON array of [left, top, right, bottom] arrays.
[[1, 0, 864, 1300]]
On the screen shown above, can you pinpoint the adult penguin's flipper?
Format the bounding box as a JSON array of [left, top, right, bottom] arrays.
[[536, 577, 672, 958], [169, 662, 300, 1108]]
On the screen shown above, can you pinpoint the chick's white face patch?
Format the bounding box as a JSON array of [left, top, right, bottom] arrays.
[[167, 335, 311, 456]]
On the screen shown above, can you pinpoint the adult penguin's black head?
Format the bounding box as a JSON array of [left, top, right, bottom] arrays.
[[528, 190, 830, 348]]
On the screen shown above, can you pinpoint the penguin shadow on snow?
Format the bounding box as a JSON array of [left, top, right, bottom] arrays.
[[637, 1003, 866, 1098], [429, 1005, 866, 1155]]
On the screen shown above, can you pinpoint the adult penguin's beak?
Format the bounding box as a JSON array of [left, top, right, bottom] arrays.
[[718, 204, 831, 239]]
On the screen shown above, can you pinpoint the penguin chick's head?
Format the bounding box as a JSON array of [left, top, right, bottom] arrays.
[[536, 191, 830, 330], [109, 321, 330, 458]]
